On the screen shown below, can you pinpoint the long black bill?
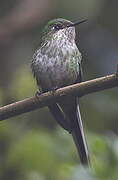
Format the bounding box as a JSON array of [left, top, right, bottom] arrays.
[[67, 19, 87, 28]]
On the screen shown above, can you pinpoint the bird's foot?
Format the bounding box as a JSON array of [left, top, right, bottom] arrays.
[[35, 90, 42, 98], [50, 86, 58, 94]]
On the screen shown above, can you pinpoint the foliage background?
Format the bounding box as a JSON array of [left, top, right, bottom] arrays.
[[0, 0, 118, 179]]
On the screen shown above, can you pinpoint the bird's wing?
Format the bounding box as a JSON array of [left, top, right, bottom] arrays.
[[76, 60, 83, 83], [48, 103, 71, 132]]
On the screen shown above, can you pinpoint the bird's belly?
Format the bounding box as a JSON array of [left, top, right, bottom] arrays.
[[36, 59, 78, 90]]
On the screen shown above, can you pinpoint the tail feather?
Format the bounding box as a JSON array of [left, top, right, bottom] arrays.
[[48, 98, 89, 166], [71, 101, 89, 165]]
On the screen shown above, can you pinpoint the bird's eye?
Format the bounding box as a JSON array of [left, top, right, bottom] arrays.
[[52, 24, 62, 30]]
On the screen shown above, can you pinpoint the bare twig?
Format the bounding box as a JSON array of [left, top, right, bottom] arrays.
[[0, 73, 118, 121]]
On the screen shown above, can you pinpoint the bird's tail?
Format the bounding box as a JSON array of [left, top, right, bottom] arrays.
[[71, 100, 89, 165], [48, 98, 89, 165]]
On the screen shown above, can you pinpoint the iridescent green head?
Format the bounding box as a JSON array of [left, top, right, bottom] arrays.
[[41, 18, 86, 42]]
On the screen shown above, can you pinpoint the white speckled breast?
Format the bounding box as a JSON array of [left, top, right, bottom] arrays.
[[31, 27, 82, 91]]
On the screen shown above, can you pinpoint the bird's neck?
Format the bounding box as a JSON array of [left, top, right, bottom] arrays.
[[40, 31, 77, 57]]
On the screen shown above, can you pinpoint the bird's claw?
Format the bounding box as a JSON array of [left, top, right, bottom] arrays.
[[35, 90, 42, 98], [50, 86, 58, 94]]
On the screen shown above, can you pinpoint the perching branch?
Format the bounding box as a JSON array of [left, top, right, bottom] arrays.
[[0, 73, 118, 121]]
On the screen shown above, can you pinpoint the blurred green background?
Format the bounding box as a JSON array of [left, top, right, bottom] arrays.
[[0, 0, 118, 179]]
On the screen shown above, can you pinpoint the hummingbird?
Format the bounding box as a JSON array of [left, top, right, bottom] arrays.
[[31, 18, 89, 165]]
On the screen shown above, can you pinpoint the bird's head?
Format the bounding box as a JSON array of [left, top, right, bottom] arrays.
[[41, 18, 86, 43]]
